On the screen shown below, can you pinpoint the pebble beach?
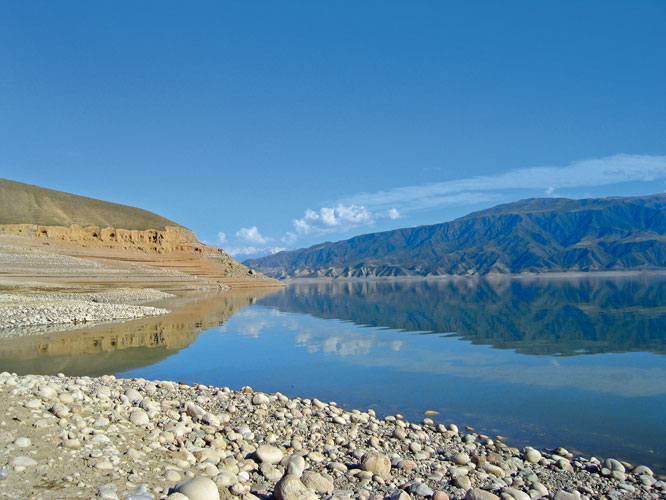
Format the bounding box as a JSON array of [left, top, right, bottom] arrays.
[[0, 289, 173, 337], [0, 372, 663, 500]]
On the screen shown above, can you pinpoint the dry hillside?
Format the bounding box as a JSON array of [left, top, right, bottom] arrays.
[[0, 178, 280, 290], [0, 178, 183, 230]]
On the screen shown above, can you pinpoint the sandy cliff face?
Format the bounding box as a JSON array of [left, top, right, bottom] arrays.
[[0, 223, 198, 253], [0, 223, 280, 289]]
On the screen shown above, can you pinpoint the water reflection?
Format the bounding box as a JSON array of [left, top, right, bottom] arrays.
[[258, 276, 666, 356], [0, 288, 276, 375], [109, 276, 666, 471], [259, 310, 666, 398]]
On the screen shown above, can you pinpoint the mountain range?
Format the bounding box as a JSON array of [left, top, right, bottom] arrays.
[[244, 194, 666, 278]]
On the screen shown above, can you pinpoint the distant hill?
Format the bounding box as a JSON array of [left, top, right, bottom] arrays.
[[244, 194, 666, 278], [0, 178, 183, 231]]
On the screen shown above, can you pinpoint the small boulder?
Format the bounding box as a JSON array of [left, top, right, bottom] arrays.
[[451, 452, 470, 465], [124, 388, 142, 403], [523, 448, 542, 464], [464, 489, 499, 500], [389, 491, 412, 500], [174, 476, 220, 500], [255, 445, 283, 465], [252, 393, 270, 405], [361, 451, 391, 477], [274, 474, 317, 500], [301, 471, 333, 493], [130, 408, 150, 426]]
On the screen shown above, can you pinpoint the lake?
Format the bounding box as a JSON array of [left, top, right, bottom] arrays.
[[2, 276, 665, 473]]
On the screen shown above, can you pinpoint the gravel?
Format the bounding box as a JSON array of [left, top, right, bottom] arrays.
[[0, 290, 172, 337], [0, 372, 663, 500]]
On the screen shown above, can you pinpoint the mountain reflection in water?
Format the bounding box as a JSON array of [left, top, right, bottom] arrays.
[[258, 276, 666, 357]]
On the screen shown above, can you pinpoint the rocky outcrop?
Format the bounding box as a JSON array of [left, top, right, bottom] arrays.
[[0, 223, 199, 254]]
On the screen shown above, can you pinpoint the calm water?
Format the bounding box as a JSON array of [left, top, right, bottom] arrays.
[[2, 277, 666, 472]]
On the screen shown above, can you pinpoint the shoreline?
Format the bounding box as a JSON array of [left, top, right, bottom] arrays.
[[0, 288, 174, 338], [0, 373, 662, 500], [280, 270, 666, 284]]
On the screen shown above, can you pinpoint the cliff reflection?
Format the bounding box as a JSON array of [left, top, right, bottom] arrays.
[[0, 288, 278, 375], [258, 276, 666, 356]]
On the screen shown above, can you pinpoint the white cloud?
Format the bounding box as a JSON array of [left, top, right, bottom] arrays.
[[340, 154, 666, 214], [225, 246, 258, 257], [217, 232, 227, 244], [236, 226, 267, 245], [281, 232, 298, 244], [293, 219, 311, 234], [224, 244, 285, 259], [293, 203, 373, 234], [387, 208, 400, 220]]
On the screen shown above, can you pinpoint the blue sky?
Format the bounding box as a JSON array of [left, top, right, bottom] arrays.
[[1, 1, 665, 259]]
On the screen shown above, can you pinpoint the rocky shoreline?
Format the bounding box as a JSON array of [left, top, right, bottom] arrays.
[[0, 373, 663, 500]]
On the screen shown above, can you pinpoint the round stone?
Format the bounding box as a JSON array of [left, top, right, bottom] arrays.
[[97, 485, 119, 500], [464, 489, 500, 500], [361, 451, 391, 477], [35, 385, 57, 400], [287, 456, 306, 477], [393, 428, 407, 440], [410, 482, 433, 497], [260, 463, 283, 482], [124, 388, 143, 403], [24, 399, 41, 409], [451, 452, 470, 465], [252, 393, 270, 405], [62, 438, 81, 449], [604, 458, 625, 473], [502, 488, 531, 500], [10, 456, 37, 467], [174, 476, 220, 500], [94, 417, 110, 427], [13, 437, 31, 448], [165, 469, 181, 482], [255, 445, 283, 465], [523, 448, 542, 464], [216, 470, 238, 487], [301, 471, 333, 493], [389, 491, 412, 500], [274, 474, 317, 500], [453, 476, 471, 490], [130, 408, 150, 426]]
